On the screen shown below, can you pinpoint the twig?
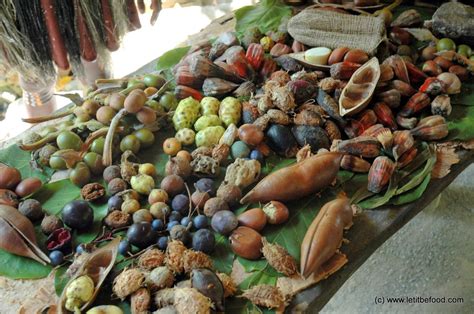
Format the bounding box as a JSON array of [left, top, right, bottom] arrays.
[[103, 108, 127, 166]]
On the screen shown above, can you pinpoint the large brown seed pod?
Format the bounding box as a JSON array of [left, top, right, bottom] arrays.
[[241, 152, 343, 204]]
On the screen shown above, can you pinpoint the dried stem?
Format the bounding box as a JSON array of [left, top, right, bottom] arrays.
[[103, 108, 127, 166], [22, 108, 75, 123]]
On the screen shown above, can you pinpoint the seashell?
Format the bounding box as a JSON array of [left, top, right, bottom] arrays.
[[392, 130, 415, 160], [383, 55, 410, 84], [340, 155, 371, 172], [0, 205, 50, 265], [336, 136, 381, 158], [399, 92, 431, 117], [410, 115, 449, 141], [339, 57, 381, 117], [367, 156, 395, 193], [431, 94, 452, 117], [376, 89, 401, 109], [389, 80, 417, 97], [202, 78, 238, 97], [373, 102, 398, 131], [58, 237, 120, 313], [396, 115, 418, 129]]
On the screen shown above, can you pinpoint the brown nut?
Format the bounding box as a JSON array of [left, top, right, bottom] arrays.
[[14, 177, 42, 198], [238, 124, 264, 146], [229, 226, 263, 260], [433, 56, 453, 71], [422, 60, 442, 77], [449, 65, 469, 81], [389, 27, 412, 45], [343, 49, 369, 64], [262, 201, 289, 225], [204, 197, 229, 217], [421, 46, 437, 61], [237, 208, 267, 231], [328, 47, 350, 65], [0, 189, 19, 207], [0, 165, 21, 190], [191, 190, 210, 210], [216, 184, 242, 207]]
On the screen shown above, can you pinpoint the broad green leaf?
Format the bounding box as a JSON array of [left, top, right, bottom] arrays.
[[390, 174, 431, 206], [54, 266, 69, 296], [0, 144, 52, 182], [395, 152, 436, 195], [448, 105, 474, 141], [156, 46, 190, 72], [35, 179, 81, 215], [0, 249, 51, 279], [234, 0, 292, 36], [213, 234, 234, 274]]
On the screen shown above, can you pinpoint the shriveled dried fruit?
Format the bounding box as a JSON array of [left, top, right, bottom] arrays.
[[104, 210, 131, 229], [191, 155, 220, 177], [138, 248, 165, 270], [242, 285, 285, 309], [113, 268, 145, 300], [223, 158, 261, 189], [216, 272, 237, 298], [262, 238, 297, 276], [165, 240, 187, 273], [131, 288, 151, 313], [174, 288, 212, 314], [154, 288, 176, 308], [81, 183, 105, 202]]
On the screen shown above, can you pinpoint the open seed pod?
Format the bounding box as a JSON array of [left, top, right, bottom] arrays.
[[0, 205, 50, 265], [58, 237, 120, 313], [287, 52, 331, 71], [339, 57, 381, 116]]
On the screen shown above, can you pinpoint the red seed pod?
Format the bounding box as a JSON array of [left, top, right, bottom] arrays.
[[246, 43, 265, 71], [405, 61, 427, 84], [399, 92, 431, 117], [373, 102, 398, 131], [356, 109, 378, 130], [174, 85, 203, 101], [419, 77, 447, 96], [227, 48, 255, 80], [260, 57, 278, 80], [367, 156, 395, 193]]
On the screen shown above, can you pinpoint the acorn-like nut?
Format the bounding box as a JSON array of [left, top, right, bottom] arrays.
[[343, 49, 369, 64], [191, 190, 210, 210], [262, 201, 289, 225], [41, 215, 64, 235], [15, 177, 42, 198], [18, 199, 44, 221], [0, 165, 21, 190], [203, 197, 229, 217], [421, 46, 437, 61], [124, 89, 147, 113], [103, 165, 122, 183], [433, 56, 453, 71], [238, 124, 264, 146], [0, 189, 19, 207], [160, 175, 185, 197], [328, 47, 350, 65], [108, 178, 127, 195], [229, 226, 263, 260], [237, 208, 267, 231], [216, 184, 242, 207]]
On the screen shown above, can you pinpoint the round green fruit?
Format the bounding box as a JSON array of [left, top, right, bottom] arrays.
[[159, 92, 178, 111], [57, 131, 83, 151], [90, 137, 105, 154], [436, 38, 456, 52], [134, 128, 155, 148], [120, 135, 141, 153], [457, 44, 472, 57], [143, 74, 166, 88]]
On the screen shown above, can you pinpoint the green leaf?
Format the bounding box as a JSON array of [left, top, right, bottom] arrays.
[[156, 46, 190, 72], [0, 144, 52, 182], [0, 249, 51, 279], [213, 234, 234, 274], [35, 179, 81, 215], [390, 174, 431, 206], [448, 105, 474, 141], [234, 0, 292, 36], [54, 266, 69, 296], [395, 152, 436, 195]]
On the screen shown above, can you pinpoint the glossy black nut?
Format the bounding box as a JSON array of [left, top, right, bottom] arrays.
[[61, 200, 94, 230], [127, 222, 157, 248]]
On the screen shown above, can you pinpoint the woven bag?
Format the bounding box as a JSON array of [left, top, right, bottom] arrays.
[[287, 8, 386, 55]]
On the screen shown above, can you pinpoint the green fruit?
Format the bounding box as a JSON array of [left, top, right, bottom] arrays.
[[175, 128, 195, 145], [159, 92, 178, 111], [57, 131, 83, 151], [437, 38, 456, 52], [457, 44, 472, 57], [134, 128, 155, 148], [127, 78, 142, 88], [49, 154, 67, 170], [172, 97, 201, 130], [194, 115, 222, 132], [120, 135, 141, 153], [146, 99, 165, 115], [218, 97, 241, 127], [231, 141, 251, 159], [471, 55, 474, 61], [70, 162, 91, 187], [90, 137, 105, 154], [143, 74, 166, 88], [195, 126, 225, 147], [83, 152, 104, 175], [201, 97, 220, 116]]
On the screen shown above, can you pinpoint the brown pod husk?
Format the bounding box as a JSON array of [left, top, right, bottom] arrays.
[[261, 238, 298, 276], [182, 250, 213, 273], [138, 248, 165, 270], [376, 89, 401, 109], [0, 205, 50, 265], [300, 196, 353, 278], [131, 287, 151, 313], [59, 237, 120, 312], [233, 81, 256, 98], [202, 78, 238, 97], [392, 130, 415, 160], [383, 55, 410, 84], [367, 156, 395, 193], [216, 272, 237, 298], [340, 155, 371, 173], [241, 152, 343, 204], [165, 240, 187, 274], [391, 9, 422, 27], [335, 136, 381, 158], [174, 287, 213, 314]]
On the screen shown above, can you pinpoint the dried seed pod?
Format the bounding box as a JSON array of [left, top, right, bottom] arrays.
[[241, 285, 285, 309], [229, 226, 263, 260], [399, 92, 431, 117], [131, 288, 151, 313], [257, 93, 274, 113], [336, 136, 381, 158], [270, 43, 291, 57], [391, 9, 422, 27], [397, 147, 418, 168], [189, 54, 243, 83], [379, 63, 394, 82], [330, 62, 361, 80], [191, 269, 225, 311], [431, 94, 452, 117], [294, 109, 325, 127], [287, 79, 317, 104], [174, 85, 203, 101], [138, 248, 165, 270], [340, 155, 371, 173], [344, 49, 369, 64], [223, 158, 261, 189], [183, 250, 213, 273], [154, 288, 176, 308], [357, 109, 378, 130], [209, 42, 229, 61], [242, 101, 260, 124], [324, 120, 342, 141], [216, 272, 237, 298], [389, 80, 417, 97], [316, 89, 345, 125], [262, 238, 297, 276], [149, 266, 175, 289], [191, 146, 213, 159], [410, 115, 449, 140], [202, 78, 238, 97], [392, 131, 415, 160], [191, 155, 220, 178], [267, 109, 291, 125], [291, 70, 321, 85], [422, 60, 443, 77], [373, 102, 398, 131], [449, 65, 469, 81], [376, 128, 394, 150], [260, 57, 278, 79], [376, 89, 401, 109], [318, 77, 346, 93], [396, 115, 418, 129], [296, 144, 313, 163], [343, 120, 364, 138], [405, 61, 428, 84], [212, 143, 230, 164], [104, 210, 131, 229], [113, 268, 145, 300], [174, 287, 212, 314], [165, 240, 187, 273], [383, 55, 410, 83], [246, 43, 264, 70], [269, 71, 291, 86], [419, 77, 446, 96], [275, 55, 303, 72], [389, 27, 413, 45], [367, 156, 395, 193], [433, 56, 453, 71], [233, 81, 256, 98], [175, 65, 204, 89], [271, 86, 296, 113], [328, 47, 350, 65], [300, 196, 353, 277]]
